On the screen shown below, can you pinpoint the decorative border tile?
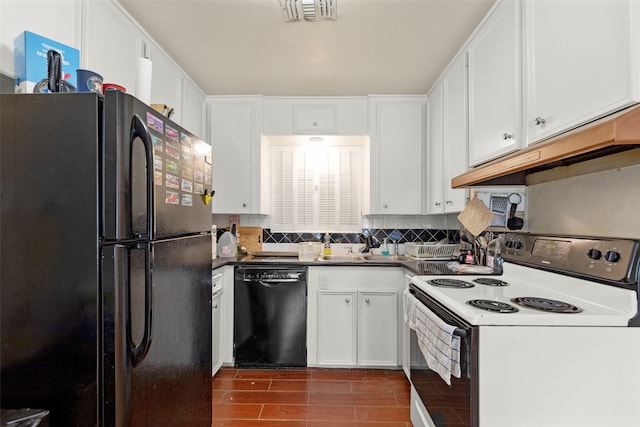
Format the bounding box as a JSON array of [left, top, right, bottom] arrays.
[[262, 228, 460, 244]]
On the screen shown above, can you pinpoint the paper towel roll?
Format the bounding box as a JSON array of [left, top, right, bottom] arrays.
[[135, 57, 152, 105]]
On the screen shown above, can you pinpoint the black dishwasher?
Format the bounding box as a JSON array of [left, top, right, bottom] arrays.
[[234, 266, 307, 368]]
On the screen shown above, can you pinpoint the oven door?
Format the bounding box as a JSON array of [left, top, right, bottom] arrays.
[[409, 284, 478, 427]]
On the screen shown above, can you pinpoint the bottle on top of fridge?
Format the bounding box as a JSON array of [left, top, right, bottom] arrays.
[[323, 233, 331, 255]]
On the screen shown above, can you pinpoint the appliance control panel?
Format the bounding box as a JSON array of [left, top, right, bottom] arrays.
[[502, 233, 639, 284]]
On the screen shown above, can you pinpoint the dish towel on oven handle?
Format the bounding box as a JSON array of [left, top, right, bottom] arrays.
[[407, 292, 461, 385]]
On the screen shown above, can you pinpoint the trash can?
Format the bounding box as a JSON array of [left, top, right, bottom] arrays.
[[0, 409, 49, 427]]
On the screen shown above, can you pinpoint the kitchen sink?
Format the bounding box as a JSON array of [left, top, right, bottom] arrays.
[[363, 255, 411, 262], [320, 254, 366, 262]]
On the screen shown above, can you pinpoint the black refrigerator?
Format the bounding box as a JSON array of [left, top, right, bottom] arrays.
[[0, 92, 213, 426]]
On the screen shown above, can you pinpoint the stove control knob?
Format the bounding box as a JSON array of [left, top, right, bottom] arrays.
[[513, 241, 523, 250], [604, 250, 621, 263], [505, 240, 514, 248], [587, 248, 602, 260]]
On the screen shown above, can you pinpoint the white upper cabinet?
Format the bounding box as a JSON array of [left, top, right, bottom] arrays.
[[426, 82, 445, 215], [180, 78, 206, 137], [82, 1, 144, 95], [263, 97, 368, 135], [208, 97, 266, 214], [468, 0, 522, 166], [427, 55, 468, 214], [524, 0, 639, 145], [367, 96, 425, 215]]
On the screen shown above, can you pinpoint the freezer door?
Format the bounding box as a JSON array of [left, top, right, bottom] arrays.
[[103, 91, 213, 241], [1, 93, 101, 426], [115, 234, 212, 426]]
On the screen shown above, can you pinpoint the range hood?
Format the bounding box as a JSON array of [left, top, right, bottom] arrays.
[[452, 104, 640, 188]]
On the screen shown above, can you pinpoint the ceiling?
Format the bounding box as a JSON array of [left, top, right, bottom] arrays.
[[117, 0, 496, 97]]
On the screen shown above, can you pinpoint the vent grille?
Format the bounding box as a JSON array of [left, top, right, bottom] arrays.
[[280, 0, 337, 22]]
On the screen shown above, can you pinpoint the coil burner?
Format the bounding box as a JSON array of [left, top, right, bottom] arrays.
[[473, 278, 509, 287], [467, 299, 519, 313], [428, 279, 475, 288], [511, 297, 583, 313]]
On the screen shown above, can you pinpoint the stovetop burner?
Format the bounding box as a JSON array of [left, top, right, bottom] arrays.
[[428, 278, 474, 288], [467, 299, 519, 313], [511, 297, 583, 313], [473, 278, 509, 287]]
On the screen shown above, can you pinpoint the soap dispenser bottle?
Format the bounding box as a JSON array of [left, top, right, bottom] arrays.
[[323, 233, 331, 255], [381, 238, 390, 256]]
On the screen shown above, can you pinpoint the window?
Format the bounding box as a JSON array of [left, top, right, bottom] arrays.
[[270, 144, 363, 232]]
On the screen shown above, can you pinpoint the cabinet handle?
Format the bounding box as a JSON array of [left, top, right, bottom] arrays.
[[534, 117, 546, 126], [446, 200, 453, 205], [365, 298, 370, 304], [313, 121, 318, 127], [502, 133, 513, 140], [382, 203, 388, 209], [345, 298, 350, 303], [213, 304, 218, 309], [435, 202, 441, 207]]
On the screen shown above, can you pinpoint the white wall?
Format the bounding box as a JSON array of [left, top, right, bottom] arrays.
[[527, 163, 640, 238]]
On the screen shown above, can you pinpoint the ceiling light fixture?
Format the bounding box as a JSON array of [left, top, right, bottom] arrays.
[[308, 136, 325, 143], [280, 0, 337, 22]]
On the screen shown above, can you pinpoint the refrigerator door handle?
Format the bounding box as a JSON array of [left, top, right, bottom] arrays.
[[129, 115, 155, 241], [128, 242, 154, 367]]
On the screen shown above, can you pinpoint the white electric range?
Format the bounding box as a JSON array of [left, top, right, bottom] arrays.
[[408, 232, 640, 427]]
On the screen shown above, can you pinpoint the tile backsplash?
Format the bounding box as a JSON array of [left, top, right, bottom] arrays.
[[213, 213, 462, 250]]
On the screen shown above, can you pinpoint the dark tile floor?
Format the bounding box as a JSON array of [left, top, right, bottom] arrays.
[[212, 367, 412, 427]]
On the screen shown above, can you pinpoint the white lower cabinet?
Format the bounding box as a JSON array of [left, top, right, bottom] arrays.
[[211, 290, 222, 375], [308, 266, 403, 368], [357, 291, 398, 366], [317, 291, 357, 365]]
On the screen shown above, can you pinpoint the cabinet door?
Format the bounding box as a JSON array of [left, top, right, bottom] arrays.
[[442, 54, 469, 213], [468, 0, 522, 166], [358, 291, 398, 366], [370, 97, 425, 214], [426, 82, 445, 215], [212, 292, 222, 376], [209, 98, 263, 214], [82, 1, 143, 94], [317, 291, 357, 366], [294, 105, 337, 134], [181, 78, 206, 137], [524, 0, 636, 144]]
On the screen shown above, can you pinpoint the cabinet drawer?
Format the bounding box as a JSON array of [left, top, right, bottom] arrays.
[[294, 105, 337, 134]]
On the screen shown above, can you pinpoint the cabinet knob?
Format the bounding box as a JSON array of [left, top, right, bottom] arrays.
[[446, 200, 453, 205], [435, 202, 441, 207], [534, 117, 546, 126], [382, 203, 388, 209], [365, 298, 370, 304], [213, 304, 218, 309], [242, 203, 247, 208], [503, 133, 513, 140], [345, 297, 350, 303], [313, 121, 318, 127]]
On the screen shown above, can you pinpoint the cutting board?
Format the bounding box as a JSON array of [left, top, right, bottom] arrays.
[[238, 226, 263, 253], [457, 195, 495, 237]]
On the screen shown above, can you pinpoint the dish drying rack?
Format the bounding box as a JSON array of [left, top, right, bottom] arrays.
[[405, 242, 459, 260]]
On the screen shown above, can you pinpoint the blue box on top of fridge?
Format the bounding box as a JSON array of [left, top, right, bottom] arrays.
[[14, 31, 80, 93]]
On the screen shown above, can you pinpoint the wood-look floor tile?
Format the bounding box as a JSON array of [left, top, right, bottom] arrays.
[[212, 390, 226, 404], [213, 378, 271, 391], [221, 390, 309, 405], [355, 406, 411, 422], [307, 421, 409, 427], [310, 391, 398, 406], [215, 368, 239, 379], [394, 391, 411, 407], [213, 420, 306, 427], [261, 404, 356, 421], [213, 403, 263, 419], [349, 378, 410, 393], [270, 379, 351, 393], [311, 369, 390, 381], [234, 369, 312, 380]]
